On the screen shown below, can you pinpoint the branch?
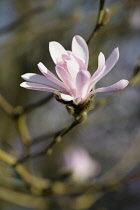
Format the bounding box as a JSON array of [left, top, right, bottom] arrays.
[[0, 94, 15, 115], [0, 187, 49, 210], [87, 0, 110, 46], [0, 93, 53, 117], [0, 149, 51, 193], [16, 119, 80, 164]]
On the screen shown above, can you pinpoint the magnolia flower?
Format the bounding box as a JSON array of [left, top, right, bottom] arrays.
[[20, 35, 129, 105]]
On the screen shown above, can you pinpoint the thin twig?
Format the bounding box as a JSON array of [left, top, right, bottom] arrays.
[[87, 0, 110, 46]]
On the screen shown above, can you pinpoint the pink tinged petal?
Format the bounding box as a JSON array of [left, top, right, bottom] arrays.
[[38, 62, 69, 93], [91, 79, 129, 94], [76, 70, 91, 99], [60, 93, 74, 102], [72, 35, 89, 68], [20, 82, 58, 93], [21, 73, 62, 90], [103, 47, 119, 76], [91, 48, 119, 86], [55, 65, 74, 90], [49, 41, 67, 64]]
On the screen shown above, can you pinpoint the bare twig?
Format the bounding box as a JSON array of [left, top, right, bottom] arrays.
[[87, 0, 110, 46]]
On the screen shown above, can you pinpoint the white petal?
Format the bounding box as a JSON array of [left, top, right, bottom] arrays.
[[76, 70, 91, 99], [98, 52, 105, 68], [72, 35, 89, 67], [49, 41, 67, 64], [91, 79, 129, 94], [66, 59, 79, 80], [91, 48, 119, 86], [20, 82, 58, 92], [72, 54, 87, 70], [21, 73, 61, 90], [60, 93, 74, 101], [38, 62, 69, 93], [60, 93, 81, 105]]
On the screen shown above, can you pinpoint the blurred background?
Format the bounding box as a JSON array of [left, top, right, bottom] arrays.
[[0, 0, 140, 209]]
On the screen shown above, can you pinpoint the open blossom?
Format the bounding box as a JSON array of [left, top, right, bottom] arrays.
[[20, 35, 129, 105]]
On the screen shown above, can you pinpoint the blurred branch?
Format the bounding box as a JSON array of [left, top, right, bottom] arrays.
[[0, 149, 51, 193], [57, 170, 140, 210], [17, 115, 31, 146], [0, 94, 15, 115], [52, 132, 140, 196], [0, 94, 53, 116], [0, 95, 31, 160], [58, 192, 102, 210], [0, 131, 140, 209], [0, 187, 49, 210], [130, 56, 140, 86], [87, 0, 110, 45], [17, 119, 80, 163], [16, 115, 31, 163]]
